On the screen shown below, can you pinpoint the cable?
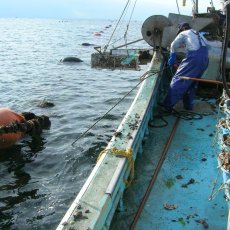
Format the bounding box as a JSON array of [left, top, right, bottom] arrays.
[[172, 109, 203, 120], [71, 70, 159, 146], [104, 0, 131, 53], [157, 94, 204, 122], [221, 1, 230, 97], [124, 0, 138, 43], [71, 62, 172, 145], [176, 0, 181, 14]]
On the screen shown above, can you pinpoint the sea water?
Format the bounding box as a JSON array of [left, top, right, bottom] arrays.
[[0, 18, 150, 229]]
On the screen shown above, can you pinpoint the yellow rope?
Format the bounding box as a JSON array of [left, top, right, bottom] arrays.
[[97, 147, 134, 187]]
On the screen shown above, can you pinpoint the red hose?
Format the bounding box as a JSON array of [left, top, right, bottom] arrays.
[[130, 117, 180, 229]]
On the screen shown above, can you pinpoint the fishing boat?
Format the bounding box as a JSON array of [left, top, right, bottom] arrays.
[[57, 1, 230, 229]]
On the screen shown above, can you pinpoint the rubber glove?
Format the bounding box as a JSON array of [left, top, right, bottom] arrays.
[[168, 53, 176, 65]]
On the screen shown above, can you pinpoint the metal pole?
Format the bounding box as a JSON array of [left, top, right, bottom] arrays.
[[112, 38, 144, 50], [179, 76, 230, 86]]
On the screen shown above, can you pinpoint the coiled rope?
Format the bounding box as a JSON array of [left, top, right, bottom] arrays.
[[172, 109, 203, 120]]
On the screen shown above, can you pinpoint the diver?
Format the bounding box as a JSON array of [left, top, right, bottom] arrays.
[[163, 22, 209, 111]]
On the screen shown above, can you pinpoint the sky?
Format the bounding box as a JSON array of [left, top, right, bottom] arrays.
[[0, 0, 224, 21]]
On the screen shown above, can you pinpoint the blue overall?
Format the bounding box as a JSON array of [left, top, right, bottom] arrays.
[[164, 34, 209, 110]]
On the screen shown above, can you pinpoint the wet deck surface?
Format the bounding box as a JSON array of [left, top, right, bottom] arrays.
[[111, 99, 228, 230]]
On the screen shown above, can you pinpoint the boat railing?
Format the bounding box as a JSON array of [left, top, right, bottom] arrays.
[[57, 51, 163, 230]]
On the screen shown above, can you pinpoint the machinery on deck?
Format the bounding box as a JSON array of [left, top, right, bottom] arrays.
[[91, 8, 230, 75], [58, 2, 230, 229]]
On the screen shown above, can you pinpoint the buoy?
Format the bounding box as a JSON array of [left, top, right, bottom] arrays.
[[0, 108, 25, 149], [61, 57, 83, 63], [0, 109, 51, 149], [94, 33, 101, 36], [81, 43, 94, 46]]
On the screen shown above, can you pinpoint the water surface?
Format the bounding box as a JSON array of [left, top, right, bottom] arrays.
[[0, 18, 150, 229]]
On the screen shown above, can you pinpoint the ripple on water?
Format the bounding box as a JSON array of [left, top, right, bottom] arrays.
[[0, 18, 148, 229]]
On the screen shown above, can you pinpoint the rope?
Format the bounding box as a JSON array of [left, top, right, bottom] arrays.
[[157, 103, 204, 121], [209, 166, 221, 200], [139, 70, 156, 81], [110, 36, 126, 48], [172, 109, 203, 120], [71, 70, 157, 146], [104, 0, 131, 53], [97, 147, 134, 187], [209, 181, 227, 200], [124, 0, 138, 44], [176, 0, 181, 14]]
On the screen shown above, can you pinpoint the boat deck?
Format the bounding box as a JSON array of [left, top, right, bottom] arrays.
[[111, 99, 228, 230]]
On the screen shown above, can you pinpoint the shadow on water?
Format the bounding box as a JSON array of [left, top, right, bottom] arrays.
[[0, 136, 46, 229]]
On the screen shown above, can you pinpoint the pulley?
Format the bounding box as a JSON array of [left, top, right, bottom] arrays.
[[141, 15, 171, 48]]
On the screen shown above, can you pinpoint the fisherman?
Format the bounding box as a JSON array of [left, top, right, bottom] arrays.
[[163, 22, 209, 111]]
